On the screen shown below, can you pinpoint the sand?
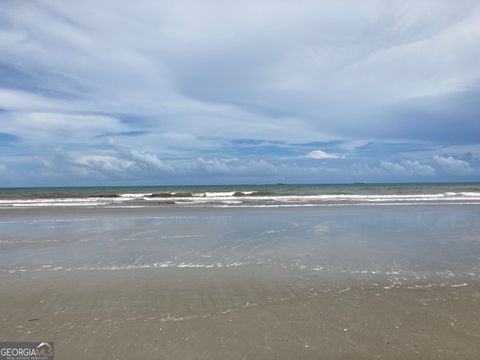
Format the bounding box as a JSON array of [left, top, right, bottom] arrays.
[[2, 205, 480, 359], [1, 267, 480, 359]]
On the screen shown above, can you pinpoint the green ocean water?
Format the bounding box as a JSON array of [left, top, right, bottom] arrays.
[[0, 182, 479, 197], [0, 183, 479, 207]]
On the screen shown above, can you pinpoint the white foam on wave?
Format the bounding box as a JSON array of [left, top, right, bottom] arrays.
[[2, 190, 480, 208], [0, 198, 105, 204], [12, 201, 109, 207], [459, 192, 480, 196], [1, 261, 251, 273], [118, 193, 151, 198], [142, 192, 480, 203], [0, 197, 122, 207], [204, 192, 236, 197]]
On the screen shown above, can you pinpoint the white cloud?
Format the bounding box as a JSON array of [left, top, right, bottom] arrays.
[[433, 155, 473, 173], [107, 140, 175, 173], [307, 150, 341, 159], [380, 161, 405, 174], [402, 160, 436, 176], [0, 89, 74, 112], [195, 157, 276, 176], [1, 0, 479, 146], [73, 155, 136, 176], [1, 112, 128, 143], [380, 160, 435, 176]]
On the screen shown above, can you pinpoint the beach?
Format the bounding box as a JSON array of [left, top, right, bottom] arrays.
[[2, 265, 480, 359], [3, 1, 480, 357], [1, 201, 480, 359]]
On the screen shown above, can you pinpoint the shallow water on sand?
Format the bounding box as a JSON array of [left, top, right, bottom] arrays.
[[2, 205, 480, 359], [2, 267, 478, 360], [1, 205, 480, 283]]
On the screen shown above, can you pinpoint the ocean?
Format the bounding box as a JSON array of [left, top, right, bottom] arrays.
[[0, 182, 480, 208]]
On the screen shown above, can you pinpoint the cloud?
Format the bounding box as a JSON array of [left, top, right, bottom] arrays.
[[0, 89, 75, 112], [307, 150, 341, 159], [380, 160, 435, 176], [195, 157, 277, 176], [2, 1, 480, 142], [107, 140, 175, 173], [402, 160, 436, 176], [73, 155, 136, 177], [380, 161, 406, 174], [433, 155, 473, 174], [1, 112, 128, 144], [0, 1, 479, 185]]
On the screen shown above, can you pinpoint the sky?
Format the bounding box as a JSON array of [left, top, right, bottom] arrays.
[[0, 0, 480, 186]]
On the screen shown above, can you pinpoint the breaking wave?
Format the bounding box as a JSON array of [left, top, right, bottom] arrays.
[[1, 187, 480, 208]]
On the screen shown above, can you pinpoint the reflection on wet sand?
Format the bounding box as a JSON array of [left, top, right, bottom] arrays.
[[1, 205, 480, 359]]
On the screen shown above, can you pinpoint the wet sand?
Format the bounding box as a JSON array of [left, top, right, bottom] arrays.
[[1, 206, 480, 359], [1, 268, 480, 359]]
